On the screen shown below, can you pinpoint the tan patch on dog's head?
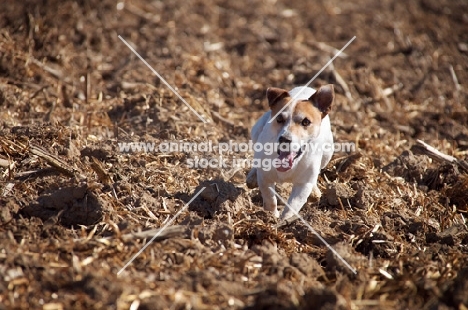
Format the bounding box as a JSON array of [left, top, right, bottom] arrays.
[[266, 84, 335, 140], [289, 101, 323, 139]]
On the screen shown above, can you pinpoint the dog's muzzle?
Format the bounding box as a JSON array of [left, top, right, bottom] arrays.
[[275, 137, 304, 172]]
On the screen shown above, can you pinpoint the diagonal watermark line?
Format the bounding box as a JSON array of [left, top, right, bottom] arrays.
[[268, 36, 356, 123], [269, 187, 357, 274], [118, 35, 208, 123], [117, 187, 206, 276]]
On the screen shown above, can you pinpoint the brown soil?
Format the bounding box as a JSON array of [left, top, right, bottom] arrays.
[[1, 0, 468, 309]]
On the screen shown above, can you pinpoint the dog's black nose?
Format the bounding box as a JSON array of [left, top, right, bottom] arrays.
[[278, 136, 291, 144]]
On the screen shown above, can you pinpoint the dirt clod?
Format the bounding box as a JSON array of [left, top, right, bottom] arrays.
[[326, 182, 356, 207]]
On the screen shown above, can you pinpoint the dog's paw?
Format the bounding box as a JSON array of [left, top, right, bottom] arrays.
[[263, 203, 279, 218], [307, 185, 321, 202], [280, 209, 295, 221], [273, 208, 280, 218], [312, 185, 321, 198]]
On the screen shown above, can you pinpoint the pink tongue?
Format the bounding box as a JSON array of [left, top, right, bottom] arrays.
[[276, 151, 297, 172]]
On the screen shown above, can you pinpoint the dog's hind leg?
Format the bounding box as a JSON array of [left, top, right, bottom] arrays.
[[246, 168, 258, 189]]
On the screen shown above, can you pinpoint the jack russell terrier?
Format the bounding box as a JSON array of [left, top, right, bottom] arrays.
[[247, 84, 335, 220]]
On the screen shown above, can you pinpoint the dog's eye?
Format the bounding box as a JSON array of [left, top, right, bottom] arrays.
[[301, 118, 311, 127], [276, 115, 285, 123]]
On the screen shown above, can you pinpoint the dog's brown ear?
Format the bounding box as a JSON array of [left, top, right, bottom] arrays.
[[309, 84, 334, 118], [267, 87, 289, 107]]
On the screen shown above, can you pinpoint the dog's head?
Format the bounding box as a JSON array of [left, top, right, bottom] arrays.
[[266, 84, 334, 172]]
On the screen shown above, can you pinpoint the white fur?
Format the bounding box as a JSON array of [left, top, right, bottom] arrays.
[[251, 86, 333, 219]]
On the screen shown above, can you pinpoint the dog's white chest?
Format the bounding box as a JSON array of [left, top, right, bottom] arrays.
[[249, 84, 335, 220]]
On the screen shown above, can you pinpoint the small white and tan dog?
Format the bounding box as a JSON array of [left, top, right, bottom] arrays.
[[247, 84, 335, 220]]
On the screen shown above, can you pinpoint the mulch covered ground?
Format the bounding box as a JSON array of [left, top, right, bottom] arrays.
[[1, 0, 468, 309]]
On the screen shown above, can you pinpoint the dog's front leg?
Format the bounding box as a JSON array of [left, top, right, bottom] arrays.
[[280, 182, 315, 220], [258, 180, 279, 217]]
